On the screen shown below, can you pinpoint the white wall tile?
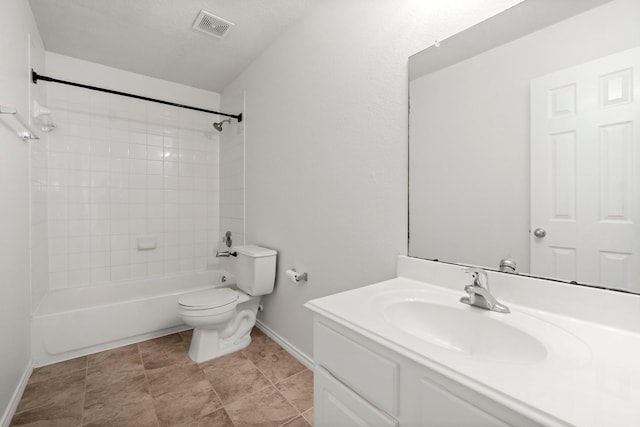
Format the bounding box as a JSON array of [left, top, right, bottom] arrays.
[[130, 204, 146, 219], [111, 265, 131, 281], [91, 267, 110, 283], [69, 269, 91, 287], [91, 252, 110, 268], [131, 249, 149, 264], [49, 271, 69, 290], [148, 261, 163, 276], [147, 146, 164, 161], [131, 263, 148, 278], [69, 236, 91, 253], [147, 247, 163, 262], [110, 250, 130, 266], [44, 69, 222, 290], [69, 253, 91, 271], [49, 254, 69, 273], [147, 160, 163, 175], [90, 219, 110, 236], [50, 237, 69, 255], [91, 235, 110, 252], [163, 260, 180, 274]]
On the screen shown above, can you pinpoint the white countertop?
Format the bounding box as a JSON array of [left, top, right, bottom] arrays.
[[306, 262, 640, 426]]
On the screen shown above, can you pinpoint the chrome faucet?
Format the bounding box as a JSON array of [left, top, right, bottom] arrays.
[[460, 268, 510, 313]]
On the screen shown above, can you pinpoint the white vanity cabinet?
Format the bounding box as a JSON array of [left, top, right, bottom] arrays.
[[312, 316, 546, 427]]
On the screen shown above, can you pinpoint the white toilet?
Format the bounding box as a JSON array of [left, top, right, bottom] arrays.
[[178, 245, 277, 363]]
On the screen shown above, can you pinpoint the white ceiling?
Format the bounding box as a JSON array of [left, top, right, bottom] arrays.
[[28, 0, 315, 92]]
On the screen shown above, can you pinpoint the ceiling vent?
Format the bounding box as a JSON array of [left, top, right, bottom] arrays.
[[192, 10, 234, 39]]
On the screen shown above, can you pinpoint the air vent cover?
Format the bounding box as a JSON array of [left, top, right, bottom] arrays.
[[192, 10, 234, 39]]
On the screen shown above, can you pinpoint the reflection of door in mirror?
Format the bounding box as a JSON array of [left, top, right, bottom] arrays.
[[530, 47, 640, 292], [408, 0, 640, 294]]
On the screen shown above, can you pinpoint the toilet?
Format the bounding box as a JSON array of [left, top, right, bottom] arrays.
[[178, 245, 277, 363]]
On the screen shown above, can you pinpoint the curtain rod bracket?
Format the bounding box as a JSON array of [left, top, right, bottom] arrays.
[[31, 69, 242, 122]]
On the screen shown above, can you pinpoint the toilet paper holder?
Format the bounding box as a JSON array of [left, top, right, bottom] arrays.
[[287, 268, 308, 283]]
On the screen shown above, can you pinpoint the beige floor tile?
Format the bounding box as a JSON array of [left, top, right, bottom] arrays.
[[12, 328, 314, 427], [199, 350, 249, 370], [225, 385, 298, 427], [153, 379, 223, 426], [242, 334, 283, 363], [179, 328, 193, 346], [276, 369, 314, 413], [10, 400, 83, 427], [83, 374, 157, 427], [140, 341, 191, 370], [183, 407, 235, 427], [138, 333, 184, 352], [146, 361, 206, 397], [85, 350, 145, 392], [254, 349, 306, 383], [87, 343, 140, 367], [27, 357, 87, 385], [203, 356, 271, 404], [16, 370, 85, 414], [250, 326, 266, 339]]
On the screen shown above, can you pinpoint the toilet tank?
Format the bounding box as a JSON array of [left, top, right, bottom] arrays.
[[234, 245, 277, 296]]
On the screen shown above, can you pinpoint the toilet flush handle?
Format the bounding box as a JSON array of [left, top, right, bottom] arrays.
[[216, 250, 237, 258]]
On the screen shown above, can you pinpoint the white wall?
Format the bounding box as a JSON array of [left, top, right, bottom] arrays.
[[41, 53, 222, 289], [222, 0, 524, 358], [0, 1, 44, 423], [30, 34, 49, 317], [409, 0, 640, 272]]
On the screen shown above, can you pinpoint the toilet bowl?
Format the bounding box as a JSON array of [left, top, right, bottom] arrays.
[[178, 245, 277, 362]]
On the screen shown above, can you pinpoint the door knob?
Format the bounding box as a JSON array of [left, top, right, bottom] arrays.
[[533, 228, 547, 238]]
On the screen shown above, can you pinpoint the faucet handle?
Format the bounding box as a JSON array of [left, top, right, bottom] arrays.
[[464, 267, 488, 288]]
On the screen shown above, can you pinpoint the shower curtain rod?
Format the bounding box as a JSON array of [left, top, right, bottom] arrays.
[[31, 70, 242, 122]]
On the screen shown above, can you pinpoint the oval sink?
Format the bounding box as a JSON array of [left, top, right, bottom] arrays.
[[384, 300, 548, 363]]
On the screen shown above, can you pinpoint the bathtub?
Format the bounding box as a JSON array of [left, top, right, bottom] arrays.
[[31, 270, 233, 366]]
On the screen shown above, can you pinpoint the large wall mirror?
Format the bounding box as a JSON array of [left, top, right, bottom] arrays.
[[409, 0, 640, 293]]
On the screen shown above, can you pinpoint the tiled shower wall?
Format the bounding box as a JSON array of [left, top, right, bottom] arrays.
[[42, 57, 222, 290], [219, 94, 245, 248]]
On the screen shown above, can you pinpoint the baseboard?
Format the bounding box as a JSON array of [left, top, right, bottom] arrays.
[[1, 360, 33, 427], [255, 320, 314, 369]]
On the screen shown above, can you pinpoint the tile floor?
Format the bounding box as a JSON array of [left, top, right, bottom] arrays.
[[11, 328, 313, 427]]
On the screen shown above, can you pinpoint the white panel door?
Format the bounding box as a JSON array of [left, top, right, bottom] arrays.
[[531, 47, 640, 292]]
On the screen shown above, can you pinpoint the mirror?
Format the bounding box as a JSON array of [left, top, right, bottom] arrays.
[[409, 0, 640, 293]]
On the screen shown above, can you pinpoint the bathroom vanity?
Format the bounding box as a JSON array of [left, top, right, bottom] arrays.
[[305, 256, 640, 426]]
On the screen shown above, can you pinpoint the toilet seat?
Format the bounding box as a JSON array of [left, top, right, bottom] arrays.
[[179, 288, 238, 312]]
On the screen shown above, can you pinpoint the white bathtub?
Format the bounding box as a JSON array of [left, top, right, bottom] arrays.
[[31, 270, 233, 366]]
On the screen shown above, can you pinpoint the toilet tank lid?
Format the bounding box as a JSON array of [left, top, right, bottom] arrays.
[[235, 245, 277, 258]]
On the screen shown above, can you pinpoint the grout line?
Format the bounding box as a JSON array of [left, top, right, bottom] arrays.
[[137, 342, 160, 427], [247, 344, 307, 426], [301, 408, 313, 425]]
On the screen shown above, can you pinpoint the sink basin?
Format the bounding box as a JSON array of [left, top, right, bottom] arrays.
[[384, 300, 547, 363]]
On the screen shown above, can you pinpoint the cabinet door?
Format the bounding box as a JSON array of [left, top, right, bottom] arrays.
[[416, 378, 510, 427], [314, 367, 398, 427]]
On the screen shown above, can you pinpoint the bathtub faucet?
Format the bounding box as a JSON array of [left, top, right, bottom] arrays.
[[216, 250, 237, 258]]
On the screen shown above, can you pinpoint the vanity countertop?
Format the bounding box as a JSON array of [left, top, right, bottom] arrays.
[[306, 273, 640, 426]]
